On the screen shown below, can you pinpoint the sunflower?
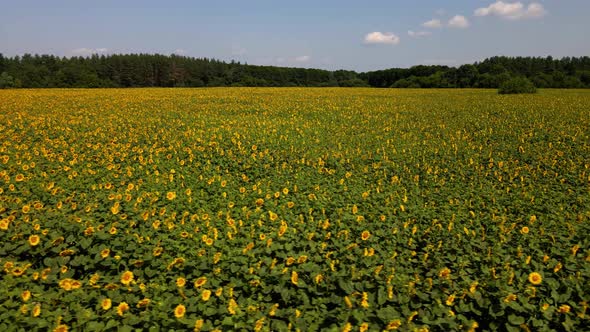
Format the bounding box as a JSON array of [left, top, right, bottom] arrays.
[[228, 299, 239, 315], [53, 324, 68, 332], [174, 304, 186, 318], [15, 174, 25, 182], [521, 226, 529, 234], [359, 323, 369, 332], [194, 319, 205, 331], [202, 289, 212, 301], [558, 304, 570, 313], [117, 302, 130, 316], [28, 234, 40, 246], [59, 279, 73, 290], [0, 219, 9, 230], [101, 298, 112, 310], [194, 277, 207, 288], [269, 211, 278, 221], [446, 294, 456, 306], [361, 292, 370, 308], [342, 323, 353, 332], [100, 249, 110, 259], [32, 304, 41, 317], [439, 267, 451, 279], [291, 271, 299, 286], [120, 271, 134, 286], [22, 290, 31, 302], [361, 230, 371, 241], [528, 272, 542, 285], [137, 298, 151, 308], [504, 294, 517, 303], [254, 317, 265, 332], [386, 319, 402, 330], [176, 277, 186, 287], [22, 205, 31, 213], [166, 192, 176, 200]]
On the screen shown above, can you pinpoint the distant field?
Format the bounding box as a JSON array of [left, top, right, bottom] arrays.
[[1, 88, 589, 331]]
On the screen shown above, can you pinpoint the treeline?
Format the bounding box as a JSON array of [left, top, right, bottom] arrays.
[[1, 53, 589, 89]]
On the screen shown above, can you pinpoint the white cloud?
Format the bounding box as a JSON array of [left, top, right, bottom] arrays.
[[408, 30, 432, 37], [364, 31, 400, 45], [71, 48, 108, 56], [448, 15, 470, 28], [524, 3, 547, 18], [475, 1, 547, 20], [294, 55, 311, 62], [172, 49, 186, 55], [422, 19, 443, 28]]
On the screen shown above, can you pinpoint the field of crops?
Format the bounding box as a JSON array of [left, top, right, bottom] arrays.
[[1, 88, 589, 331]]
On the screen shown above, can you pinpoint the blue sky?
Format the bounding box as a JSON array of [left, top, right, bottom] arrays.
[[1, 0, 589, 71]]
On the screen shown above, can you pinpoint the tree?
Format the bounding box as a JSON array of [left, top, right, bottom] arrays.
[[0, 72, 14, 88], [498, 77, 537, 94]]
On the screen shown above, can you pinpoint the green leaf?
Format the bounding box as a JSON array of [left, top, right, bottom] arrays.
[[508, 314, 525, 326]]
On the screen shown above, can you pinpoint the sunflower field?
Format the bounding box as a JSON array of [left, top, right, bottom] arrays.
[[0, 88, 589, 331]]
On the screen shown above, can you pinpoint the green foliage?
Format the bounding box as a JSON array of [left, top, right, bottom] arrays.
[[0, 72, 14, 88], [498, 77, 537, 94], [1, 53, 590, 88]]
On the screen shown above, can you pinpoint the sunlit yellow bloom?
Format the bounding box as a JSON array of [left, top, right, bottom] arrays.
[[202, 289, 212, 301], [386, 319, 402, 330], [166, 192, 176, 200], [504, 294, 517, 303], [32, 303, 41, 317], [558, 304, 571, 314], [121, 271, 134, 286], [228, 298, 239, 315], [22, 290, 31, 302], [439, 267, 451, 279], [361, 230, 371, 241], [176, 277, 186, 287], [445, 294, 455, 306], [342, 322, 352, 332], [174, 304, 186, 318], [194, 277, 207, 288], [28, 235, 40, 246], [100, 248, 110, 258], [528, 272, 542, 285], [291, 270, 299, 286], [53, 324, 68, 332], [117, 302, 130, 316], [194, 319, 204, 332], [361, 292, 369, 308], [359, 322, 369, 332], [137, 298, 151, 308], [101, 298, 112, 310]]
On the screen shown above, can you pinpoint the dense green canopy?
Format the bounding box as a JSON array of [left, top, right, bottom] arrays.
[[1, 53, 589, 89]]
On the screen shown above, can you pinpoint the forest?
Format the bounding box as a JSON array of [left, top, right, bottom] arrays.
[[1, 53, 589, 89]]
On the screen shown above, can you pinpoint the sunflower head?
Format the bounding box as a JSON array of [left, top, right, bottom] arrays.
[[120, 271, 134, 286], [174, 304, 186, 318], [528, 272, 542, 285]]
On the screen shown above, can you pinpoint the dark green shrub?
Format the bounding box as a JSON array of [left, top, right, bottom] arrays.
[[498, 77, 537, 94]]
